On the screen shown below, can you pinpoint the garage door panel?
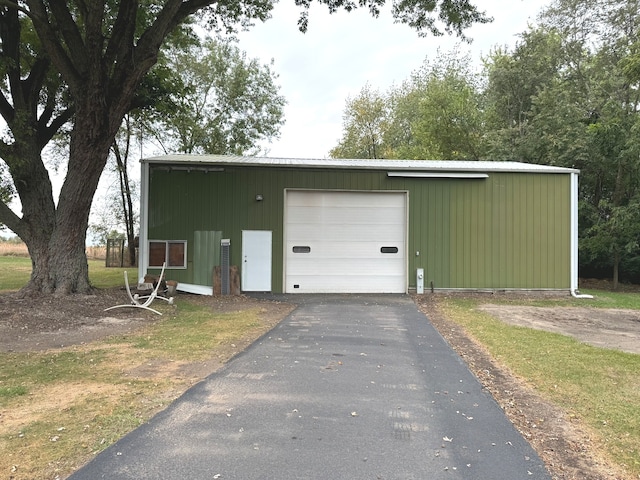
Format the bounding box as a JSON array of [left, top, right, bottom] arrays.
[[285, 190, 407, 294], [287, 206, 405, 225], [288, 191, 404, 208], [287, 258, 404, 275], [287, 242, 403, 258], [288, 275, 405, 293], [288, 225, 404, 242]]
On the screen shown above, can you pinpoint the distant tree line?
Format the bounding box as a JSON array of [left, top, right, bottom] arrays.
[[330, 0, 640, 288]]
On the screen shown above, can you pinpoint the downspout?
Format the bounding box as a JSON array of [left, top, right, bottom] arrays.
[[570, 171, 593, 299], [138, 159, 150, 284]]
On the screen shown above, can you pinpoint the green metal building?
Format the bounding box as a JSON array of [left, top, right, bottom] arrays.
[[139, 155, 581, 295]]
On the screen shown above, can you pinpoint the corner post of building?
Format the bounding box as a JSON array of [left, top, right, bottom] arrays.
[[138, 159, 151, 284], [570, 171, 579, 294]]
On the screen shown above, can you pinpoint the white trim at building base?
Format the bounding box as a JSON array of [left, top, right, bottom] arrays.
[[177, 283, 213, 295]]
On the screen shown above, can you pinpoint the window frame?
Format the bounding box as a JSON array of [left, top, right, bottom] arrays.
[[148, 240, 187, 269]]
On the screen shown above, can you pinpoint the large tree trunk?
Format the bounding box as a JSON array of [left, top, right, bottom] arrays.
[[20, 150, 109, 294], [19, 106, 112, 295], [4, 141, 57, 295]]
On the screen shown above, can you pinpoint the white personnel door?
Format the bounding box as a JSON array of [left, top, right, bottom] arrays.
[[285, 190, 407, 293], [242, 230, 272, 292]]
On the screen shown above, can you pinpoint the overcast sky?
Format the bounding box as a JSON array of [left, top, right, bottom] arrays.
[[236, 0, 550, 159]]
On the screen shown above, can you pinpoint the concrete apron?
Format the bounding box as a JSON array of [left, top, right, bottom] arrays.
[[69, 294, 551, 480]]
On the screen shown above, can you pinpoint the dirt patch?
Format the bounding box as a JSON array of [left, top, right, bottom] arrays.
[[0, 289, 294, 355], [0, 288, 159, 352], [479, 305, 640, 354], [0, 289, 297, 387], [414, 294, 633, 480]]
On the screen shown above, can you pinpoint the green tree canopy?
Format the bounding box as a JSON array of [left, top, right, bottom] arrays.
[[330, 49, 484, 160], [151, 37, 285, 155], [329, 83, 390, 159]]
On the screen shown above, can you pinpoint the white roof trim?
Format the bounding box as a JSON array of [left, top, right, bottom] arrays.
[[143, 154, 579, 174], [387, 172, 489, 179]]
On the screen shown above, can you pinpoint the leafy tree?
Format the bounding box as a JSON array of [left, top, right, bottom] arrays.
[[0, 0, 490, 296], [539, 0, 640, 287], [408, 50, 484, 160], [482, 28, 565, 161], [0, 162, 13, 206], [581, 199, 640, 289], [149, 37, 285, 155], [331, 50, 485, 160], [329, 83, 390, 159], [383, 76, 427, 159]]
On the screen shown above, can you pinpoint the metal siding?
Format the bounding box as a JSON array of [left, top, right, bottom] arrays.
[[193, 231, 221, 286], [147, 166, 571, 292]]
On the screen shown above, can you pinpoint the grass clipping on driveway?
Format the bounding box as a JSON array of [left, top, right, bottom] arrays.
[[0, 297, 292, 480], [439, 296, 640, 479]]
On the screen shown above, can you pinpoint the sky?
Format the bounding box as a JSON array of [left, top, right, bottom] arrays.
[[235, 0, 550, 159]]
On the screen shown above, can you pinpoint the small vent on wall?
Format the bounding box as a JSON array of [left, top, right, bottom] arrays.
[[220, 239, 230, 295]]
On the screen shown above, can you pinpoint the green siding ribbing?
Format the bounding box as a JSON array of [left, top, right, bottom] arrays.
[[147, 166, 572, 292]]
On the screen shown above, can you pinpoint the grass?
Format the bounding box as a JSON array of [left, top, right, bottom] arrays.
[[0, 241, 106, 260], [439, 294, 640, 478], [470, 288, 640, 310], [0, 257, 282, 480], [0, 256, 33, 291], [0, 256, 136, 292], [111, 300, 262, 361]]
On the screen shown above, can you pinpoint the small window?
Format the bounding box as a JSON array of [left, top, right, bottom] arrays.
[[148, 240, 187, 268], [293, 246, 311, 253], [380, 246, 399, 254]]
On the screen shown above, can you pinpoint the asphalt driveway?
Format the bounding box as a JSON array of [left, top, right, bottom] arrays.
[[69, 295, 550, 480]]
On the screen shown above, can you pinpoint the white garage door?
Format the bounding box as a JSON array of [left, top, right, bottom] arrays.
[[285, 190, 407, 293]]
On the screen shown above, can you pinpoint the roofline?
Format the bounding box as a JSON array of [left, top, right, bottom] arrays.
[[142, 154, 580, 175]]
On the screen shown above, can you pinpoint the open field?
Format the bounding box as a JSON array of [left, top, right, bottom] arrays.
[[0, 242, 106, 260]]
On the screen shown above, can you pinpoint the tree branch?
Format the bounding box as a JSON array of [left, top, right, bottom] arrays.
[[48, 0, 91, 71], [104, 0, 137, 68], [0, 199, 24, 238], [38, 107, 74, 149], [26, 0, 83, 94], [0, 90, 15, 124], [0, 0, 30, 17]]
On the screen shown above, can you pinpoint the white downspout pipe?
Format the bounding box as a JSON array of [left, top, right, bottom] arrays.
[[570, 171, 593, 299]]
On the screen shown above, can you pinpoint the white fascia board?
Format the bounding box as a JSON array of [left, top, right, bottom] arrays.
[[142, 154, 580, 174], [387, 172, 489, 179]]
